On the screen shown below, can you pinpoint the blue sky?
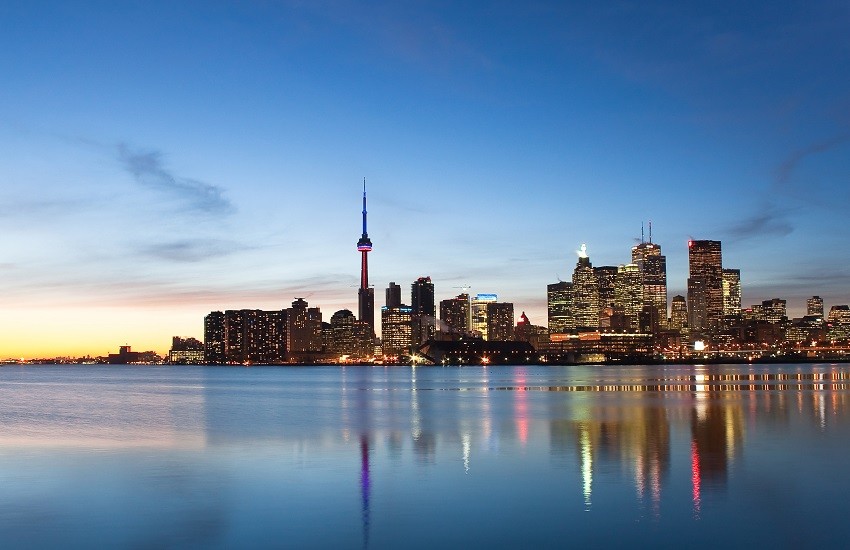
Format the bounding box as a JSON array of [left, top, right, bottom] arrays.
[[1, 1, 849, 356]]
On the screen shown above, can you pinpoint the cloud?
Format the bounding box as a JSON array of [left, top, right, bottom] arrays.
[[137, 239, 252, 263], [725, 204, 793, 241], [118, 144, 234, 215], [776, 133, 850, 187]]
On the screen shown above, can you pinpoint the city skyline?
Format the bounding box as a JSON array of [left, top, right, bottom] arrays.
[[2, 1, 849, 357]]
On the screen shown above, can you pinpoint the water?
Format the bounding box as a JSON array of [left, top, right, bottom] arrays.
[[1, 364, 849, 548]]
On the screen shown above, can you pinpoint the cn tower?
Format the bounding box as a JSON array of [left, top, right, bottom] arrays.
[[357, 179, 375, 338]]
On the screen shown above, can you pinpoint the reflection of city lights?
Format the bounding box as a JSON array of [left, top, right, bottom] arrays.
[[691, 440, 701, 520], [580, 425, 592, 510], [462, 432, 471, 474]]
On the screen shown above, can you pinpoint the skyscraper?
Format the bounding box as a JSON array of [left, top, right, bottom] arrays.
[[486, 302, 515, 342], [381, 305, 413, 357], [594, 265, 618, 324], [385, 282, 401, 309], [687, 240, 723, 339], [807, 296, 824, 317], [357, 180, 375, 339], [411, 277, 435, 317], [632, 237, 668, 332], [722, 269, 741, 316], [547, 281, 573, 334], [572, 244, 600, 329], [670, 295, 688, 331], [471, 293, 497, 339], [440, 294, 470, 335], [615, 263, 643, 330]]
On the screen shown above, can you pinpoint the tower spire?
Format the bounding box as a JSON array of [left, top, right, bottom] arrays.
[[362, 178, 368, 238], [648, 220, 653, 244], [357, 179, 375, 339], [641, 222, 645, 244]]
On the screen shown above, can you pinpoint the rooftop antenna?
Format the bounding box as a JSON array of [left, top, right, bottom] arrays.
[[641, 222, 645, 244], [648, 220, 653, 244]]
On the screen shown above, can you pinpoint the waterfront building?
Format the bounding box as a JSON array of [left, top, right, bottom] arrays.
[[381, 305, 413, 357], [440, 293, 471, 335], [287, 298, 322, 356], [807, 296, 824, 317], [204, 311, 226, 363], [471, 293, 498, 339], [547, 281, 573, 334], [614, 263, 643, 331], [687, 240, 723, 339], [515, 312, 549, 350], [168, 336, 205, 364], [356, 181, 375, 339], [572, 244, 600, 329], [330, 309, 358, 356], [827, 305, 850, 341], [486, 302, 515, 341]]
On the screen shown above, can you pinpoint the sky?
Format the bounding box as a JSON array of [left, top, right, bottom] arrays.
[[1, 0, 849, 357]]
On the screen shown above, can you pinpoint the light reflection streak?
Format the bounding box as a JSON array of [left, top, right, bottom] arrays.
[[580, 424, 592, 510]]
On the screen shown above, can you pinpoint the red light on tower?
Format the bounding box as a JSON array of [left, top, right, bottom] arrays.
[[688, 240, 694, 248]]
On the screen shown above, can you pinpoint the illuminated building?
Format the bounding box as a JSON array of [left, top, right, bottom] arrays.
[[670, 295, 688, 331], [722, 269, 741, 316], [632, 237, 667, 332], [687, 240, 723, 340], [385, 282, 401, 309], [594, 266, 618, 326], [486, 302, 515, 341], [614, 263, 643, 331], [572, 244, 600, 329], [827, 305, 850, 340], [330, 309, 358, 356], [287, 298, 322, 356], [204, 311, 226, 363], [471, 293, 498, 339], [547, 281, 573, 334], [381, 305, 413, 357], [760, 298, 786, 325], [168, 336, 204, 364], [107, 345, 160, 364], [356, 181, 375, 339], [440, 293, 470, 335], [807, 296, 824, 317]]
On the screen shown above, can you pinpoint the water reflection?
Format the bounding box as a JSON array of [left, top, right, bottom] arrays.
[[2, 364, 850, 547]]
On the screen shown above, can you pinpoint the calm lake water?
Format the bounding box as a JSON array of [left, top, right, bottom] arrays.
[[1, 364, 849, 548]]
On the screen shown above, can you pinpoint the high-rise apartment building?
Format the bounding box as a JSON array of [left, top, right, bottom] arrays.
[[486, 302, 515, 341], [440, 294, 470, 335], [572, 244, 600, 329], [381, 305, 413, 357], [287, 298, 322, 354], [411, 277, 435, 317], [204, 311, 226, 363], [547, 281, 573, 333], [204, 309, 286, 364], [615, 263, 643, 330], [471, 293, 498, 339], [687, 240, 723, 338]]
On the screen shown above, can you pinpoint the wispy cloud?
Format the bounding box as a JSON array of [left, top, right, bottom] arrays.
[[137, 239, 252, 263], [725, 203, 793, 242], [118, 144, 234, 215], [776, 133, 850, 187]]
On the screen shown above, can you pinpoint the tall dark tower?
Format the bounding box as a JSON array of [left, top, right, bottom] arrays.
[[357, 180, 375, 338]]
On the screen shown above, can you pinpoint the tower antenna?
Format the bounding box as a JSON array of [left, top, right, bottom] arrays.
[[649, 220, 653, 244], [641, 222, 645, 244]]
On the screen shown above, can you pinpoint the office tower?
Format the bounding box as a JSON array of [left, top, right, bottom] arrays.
[[722, 269, 741, 316], [411, 276, 436, 316], [687, 240, 723, 337], [615, 263, 643, 330], [357, 181, 375, 338], [759, 298, 787, 324], [594, 265, 618, 320], [670, 295, 688, 331], [632, 235, 668, 332], [386, 282, 402, 309], [547, 281, 573, 333], [287, 298, 322, 353], [572, 244, 600, 329], [471, 293, 498, 339], [440, 293, 470, 334], [808, 296, 824, 317], [204, 311, 226, 363], [330, 309, 358, 355], [486, 302, 515, 341], [827, 305, 850, 340], [381, 305, 413, 357]]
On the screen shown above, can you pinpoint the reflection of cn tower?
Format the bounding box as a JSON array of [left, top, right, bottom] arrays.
[[357, 180, 375, 338], [360, 434, 371, 549]]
